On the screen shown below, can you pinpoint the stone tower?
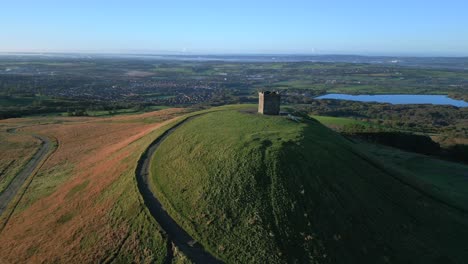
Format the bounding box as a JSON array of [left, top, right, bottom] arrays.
[[258, 91, 280, 115]]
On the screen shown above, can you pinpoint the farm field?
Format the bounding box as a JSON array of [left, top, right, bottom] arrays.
[[0, 108, 191, 263]]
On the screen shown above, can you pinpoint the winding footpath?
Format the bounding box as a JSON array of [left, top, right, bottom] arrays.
[[136, 116, 223, 264], [0, 129, 51, 216]]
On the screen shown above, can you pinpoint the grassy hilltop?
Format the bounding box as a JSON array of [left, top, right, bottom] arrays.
[[151, 107, 468, 263]]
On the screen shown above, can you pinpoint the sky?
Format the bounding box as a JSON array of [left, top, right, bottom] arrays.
[[1, 0, 468, 56]]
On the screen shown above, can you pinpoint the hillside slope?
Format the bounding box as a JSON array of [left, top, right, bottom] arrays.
[[151, 109, 468, 263], [0, 109, 189, 263]]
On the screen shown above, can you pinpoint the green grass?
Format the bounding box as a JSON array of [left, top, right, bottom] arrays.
[[0, 131, 41, 194], [150, 107, 468, 263], [24, 105, 172, 118], [97, 115, 200, 263], [362, 143, 468, 209], [87, 106, 170, 117], [0, 95, 70, 107], [65, 180, 89, 200], [56, 212, 75, 224], [310, 115, 369, 127], [0, 96, 35, 106], [15, 162, 75, 212]]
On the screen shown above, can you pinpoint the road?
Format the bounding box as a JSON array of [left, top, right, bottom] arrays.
[[136, 116, 223, 264], [0, 129, 51, 216]]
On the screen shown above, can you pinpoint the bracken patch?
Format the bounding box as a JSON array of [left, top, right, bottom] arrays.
[[0, 108, 187, 263]]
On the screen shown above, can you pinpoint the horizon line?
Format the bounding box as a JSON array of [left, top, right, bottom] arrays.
[[1, 51, 468, 59]]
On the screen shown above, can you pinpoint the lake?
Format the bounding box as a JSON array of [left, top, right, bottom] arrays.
[[316, 94, 468, 107]]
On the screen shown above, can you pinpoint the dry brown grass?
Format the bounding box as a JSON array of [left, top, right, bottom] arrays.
[[0, 126, 41, 193], [0, 108, 188, 263]]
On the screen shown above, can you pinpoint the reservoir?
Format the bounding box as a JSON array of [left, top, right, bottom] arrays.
[[316, 94, 468, 107]]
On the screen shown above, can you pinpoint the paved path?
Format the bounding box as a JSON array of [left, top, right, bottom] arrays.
[[0, 129, 51, 216], [136, 116, 223, 264]]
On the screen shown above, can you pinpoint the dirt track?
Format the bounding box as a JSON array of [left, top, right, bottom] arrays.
[[0, 129, 51, 216], [136, 116, 223, 264]]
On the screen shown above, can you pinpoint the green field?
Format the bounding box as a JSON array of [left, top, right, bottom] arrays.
[[23, 105, 171, 118], [266, 64, 468, 95], [362, 143, 468, 209], [150, 107, 468, 263], [310, 115, 369, 127], [86, 105, 171, 117], [0, 95, 69, 107]]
